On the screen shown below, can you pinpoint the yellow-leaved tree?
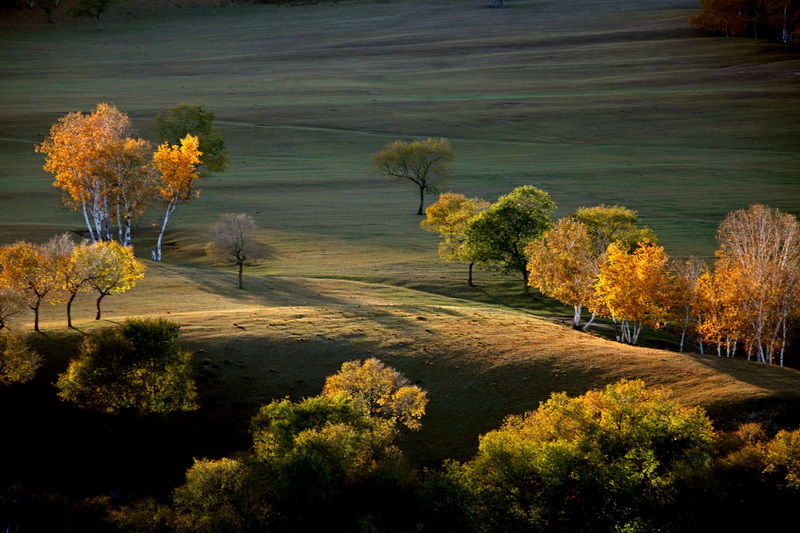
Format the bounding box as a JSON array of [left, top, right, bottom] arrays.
[[321, 358, 428, 431], [594, 240, 675, 345], [421, 192, 490, 286], [152, 134, 202, 261], [83, 241, 146, 320], [526, 217, 600, 330], [0, 241, 59, 332]]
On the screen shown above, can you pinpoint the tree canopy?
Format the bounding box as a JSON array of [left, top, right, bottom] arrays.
[[155, 104, 229, 175], [464, 379, 715, 532], [205, 213, 267, 289], [56, 317, 197, 414], [465, 185, 556, 294], [371, 138, 454, 215]]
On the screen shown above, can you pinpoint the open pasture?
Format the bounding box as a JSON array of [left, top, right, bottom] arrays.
[[1, 0, 800, 496], [1, 0, 799, 259]]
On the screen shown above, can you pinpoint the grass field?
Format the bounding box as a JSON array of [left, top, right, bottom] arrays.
[[2, 0, 800, 497]]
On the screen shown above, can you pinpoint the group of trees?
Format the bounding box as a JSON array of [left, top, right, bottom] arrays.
[[689, 0, 800, 43], [527, 204, 800, 363], [109, 358, 428, 532], [94, 376, 800, 532], [423, 189, 799, 363], [421, 186, 558, 295], [0, 234, 145, 331], [37, 102, 227, 261]]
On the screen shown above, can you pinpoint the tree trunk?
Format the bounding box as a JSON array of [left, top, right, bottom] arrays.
[[468, 262, 474, 287], [238, 262, 244, 289], [82, 203, 97, 243], [155, 199, 177, 262], [67, 292, 77, 328], [32, 302, 40, 333], [572, 305, 582, 328], [522, 268, 530, 295], [96, 293, 105, 320], [582, 311, 597, 332], [417, 185, 425, 216]]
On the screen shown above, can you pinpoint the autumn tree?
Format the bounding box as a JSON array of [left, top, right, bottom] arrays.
[[371, 138, 454, 215], [0, 240, 60, 332], [152, 134, 202, 261], [171, 360, 425, 531], [465, 185, 556, 294], [464, 380, 715, 532], [526, 217, 600, 329], [671, 256, 706, 353], [205, 213, 266, 290], [50, 237, 99, 328], [100, 137, 156, 246], [83, 241, 146, 320], [37, 103, 154, 244], [694, 258, 747, 357], [594, 240, 675, 345], [689, 0, 753, 37], [155, 104, 229, 175], [420, 192, 490, 286], [714, 204, 800, 365], [57, 317, 197, 414], [321, 358, 428, 430]]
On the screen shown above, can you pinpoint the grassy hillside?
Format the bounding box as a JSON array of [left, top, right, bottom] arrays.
[[2, 0, 800, 496]]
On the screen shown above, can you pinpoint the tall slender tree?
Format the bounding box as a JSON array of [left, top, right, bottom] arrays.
[[152, 134, 202, 261]]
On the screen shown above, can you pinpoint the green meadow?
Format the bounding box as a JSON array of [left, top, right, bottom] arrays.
[[1, 0, 800, 498], [2, 0, 799, 259]]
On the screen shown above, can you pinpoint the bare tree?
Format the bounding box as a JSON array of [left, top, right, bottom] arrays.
[[206, 213, 266, 289]]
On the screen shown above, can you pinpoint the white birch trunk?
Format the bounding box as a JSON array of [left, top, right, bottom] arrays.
[[155, 197, 178, 262]]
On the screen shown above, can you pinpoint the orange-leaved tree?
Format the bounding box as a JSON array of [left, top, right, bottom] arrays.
[[37, 103, 139, 243], [526, 217, 600, 330], [688, 0, 752, 37], [594, 240, 675, 345], [714, 205, 800, 365], [152, 134, 202, 261], [694, 257, 747, 357], [99, 137, 156, 246], [421, 192, 490, 286], [83, 241, 146, 320]]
